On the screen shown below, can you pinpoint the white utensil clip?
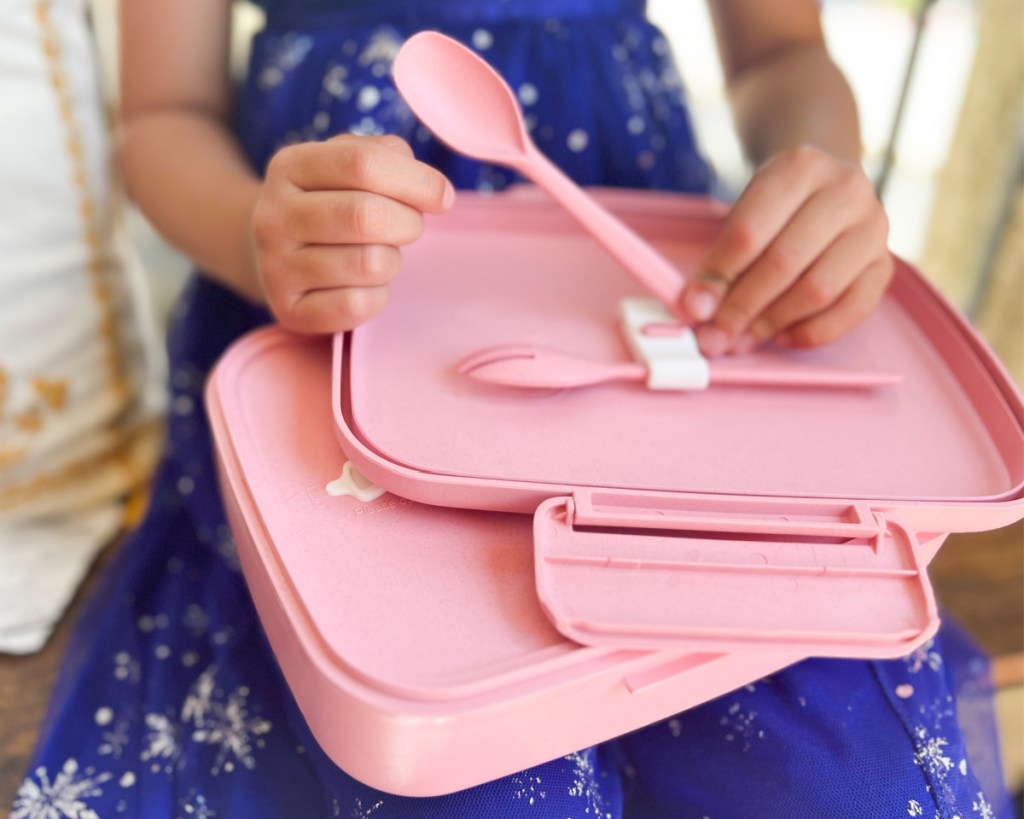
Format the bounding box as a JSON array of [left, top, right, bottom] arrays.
[[619, 298, 710, 390]]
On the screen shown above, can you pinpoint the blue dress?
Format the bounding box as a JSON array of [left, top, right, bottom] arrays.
[[12, 1, 1013, 817]]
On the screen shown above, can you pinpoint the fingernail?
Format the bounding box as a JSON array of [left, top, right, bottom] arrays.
[[696, 325, 731, 358], [442, 180, 456, 210], [730, 333, 759, 356], [687, 289, 718, 322]]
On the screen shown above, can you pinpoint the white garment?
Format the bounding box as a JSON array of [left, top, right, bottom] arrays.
[[0, 0, 163, 653], [0, 505, 124, 653]]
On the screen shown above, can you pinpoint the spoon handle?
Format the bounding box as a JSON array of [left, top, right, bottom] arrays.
[[517, 145, 689, 319], [709, 367, 903, 390]]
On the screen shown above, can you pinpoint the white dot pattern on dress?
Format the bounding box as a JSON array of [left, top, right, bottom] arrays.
[[518, 83, 539, 105], [567, 128, 589, 152], [357, 86, 381, 111], [471, 28, 494, 50]]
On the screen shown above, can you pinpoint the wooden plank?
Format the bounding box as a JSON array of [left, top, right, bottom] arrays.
[[919, 0, 1024, 311], [931, 522, 1024, 687]]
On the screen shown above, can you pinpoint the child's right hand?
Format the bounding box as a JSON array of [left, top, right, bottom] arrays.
[[251, 134, 455, 333]]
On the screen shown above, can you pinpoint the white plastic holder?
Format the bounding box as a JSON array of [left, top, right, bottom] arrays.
[[619, 298, 711, 390]]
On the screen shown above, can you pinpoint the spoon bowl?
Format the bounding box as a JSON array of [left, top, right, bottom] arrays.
[[393, 32, 529, 165]]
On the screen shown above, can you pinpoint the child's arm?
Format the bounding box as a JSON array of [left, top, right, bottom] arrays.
[[684, 0, 892, 355], [118, 0, 452, 333]]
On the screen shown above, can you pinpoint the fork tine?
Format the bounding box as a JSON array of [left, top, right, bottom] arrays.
[[456, 346, 536, 376]]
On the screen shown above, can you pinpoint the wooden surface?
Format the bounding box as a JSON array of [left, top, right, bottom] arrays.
[[920, 0, 1023, 312], [0, 520, 1021, 812], [932, 522, 1024, 687]]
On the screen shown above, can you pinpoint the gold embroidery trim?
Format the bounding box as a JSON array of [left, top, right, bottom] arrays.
[[35, 0, 129, 399], [1, 2, 146, 506], [0, 418, 163, 513]]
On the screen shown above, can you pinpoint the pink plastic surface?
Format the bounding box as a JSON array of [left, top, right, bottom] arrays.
[[207, 329, 804, 796], [334, 188, 1024, 534], [533, 493, 938, 655], [207, 188, 1024, 795]]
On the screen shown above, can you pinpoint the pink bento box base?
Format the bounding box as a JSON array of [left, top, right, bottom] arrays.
[[207, 329, 831, 798], [209, 329, 832, 796]]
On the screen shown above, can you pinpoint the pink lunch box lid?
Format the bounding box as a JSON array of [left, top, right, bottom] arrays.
[[334, 188, 1022, 526], [331, 187, 1022, 655]]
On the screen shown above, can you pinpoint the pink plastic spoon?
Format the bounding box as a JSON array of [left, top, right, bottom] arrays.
[[393, 31, 689, 318], [458, 345, 903, 391]]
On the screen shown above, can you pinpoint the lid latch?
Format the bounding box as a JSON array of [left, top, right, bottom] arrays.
[[533, 489, 938, 659], [620, 298, 710, 390]]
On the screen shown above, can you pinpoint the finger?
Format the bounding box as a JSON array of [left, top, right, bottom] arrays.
[[773, 256, 894, 349], [682, 149, 825, 321], [280, 284, 391, 335], [273, 135, 454, 213], [743, 216, 889, 348], [345, 133, 415, 158], [265, 244, 401, 305], [285, 190, 425, 246], [709, 182, 869, 342]]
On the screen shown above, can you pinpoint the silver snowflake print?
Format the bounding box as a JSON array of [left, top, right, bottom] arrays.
[[564, 750, 612, 817], [719, 701, 764, 752], [183, 667, 272, 774], [913, 727, 954, 777], [511, 771, 546, 805], [179, 789, 217, 818], [912, 726, 959, 810], [905, 640, 943, 674], [141, 711, 181, 766], [349, 797, 384, 818], [12, 758, 112, 819], [98, 719, 131, 759], [972, 791, 996, 819], [182, 667, 217, 726]]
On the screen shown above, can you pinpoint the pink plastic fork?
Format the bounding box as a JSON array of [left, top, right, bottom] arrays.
[[458, 345, 903, 391]]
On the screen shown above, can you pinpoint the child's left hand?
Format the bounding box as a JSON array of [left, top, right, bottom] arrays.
[[680, 145, 893, 356]]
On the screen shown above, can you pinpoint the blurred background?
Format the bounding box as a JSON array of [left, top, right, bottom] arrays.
[[87, 0, 1023, 800]]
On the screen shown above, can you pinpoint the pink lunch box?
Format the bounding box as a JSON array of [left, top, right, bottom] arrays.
[[207, 187, 1024, 797]]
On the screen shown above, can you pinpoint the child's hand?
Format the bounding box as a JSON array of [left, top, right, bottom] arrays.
[[251, 134, 455, 333], [681, 146, 893, 356]]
